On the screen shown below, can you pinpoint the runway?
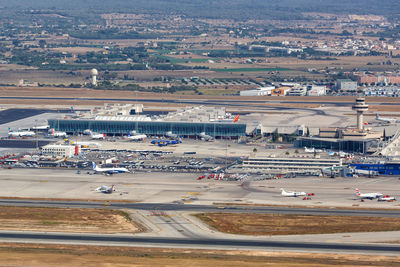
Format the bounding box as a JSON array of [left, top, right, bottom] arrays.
[[0, 199, 400, 217], [0, 231, 398, 254]]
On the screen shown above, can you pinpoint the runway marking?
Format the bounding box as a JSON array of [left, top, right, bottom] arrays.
[[39, 181, 48, 183]]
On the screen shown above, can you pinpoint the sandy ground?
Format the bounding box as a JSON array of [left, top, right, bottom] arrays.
[[0, 243, 398, 267], [0, 206, 141, 234], [194, 213, 400, 235]]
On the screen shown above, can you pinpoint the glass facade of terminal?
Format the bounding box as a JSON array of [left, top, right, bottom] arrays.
[[48, 119, 246, 137], [296, 137, 378, 153]]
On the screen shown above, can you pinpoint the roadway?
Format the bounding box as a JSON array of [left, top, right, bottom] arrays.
[[0, 199, 400, 254], [0, 231, 399, 254], [0, 199, 400, 217]]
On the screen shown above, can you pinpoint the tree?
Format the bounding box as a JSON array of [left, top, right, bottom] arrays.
[[39, 40, 46, 49], [285, 151, 289, 155], [253, 148, 258, 153]]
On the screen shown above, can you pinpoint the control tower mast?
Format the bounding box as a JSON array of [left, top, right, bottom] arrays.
[[352, 98, 368, 131]]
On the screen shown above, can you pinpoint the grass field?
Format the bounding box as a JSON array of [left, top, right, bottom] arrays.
[[194, 213, 400, 235], [0, 243, 398, 267], [0, 206, 142, 233]]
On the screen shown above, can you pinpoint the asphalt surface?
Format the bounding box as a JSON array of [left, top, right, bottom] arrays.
[[0, 96, 350, 116], [0, 108, 69, 125], [0, 231, 399, 253], [0, 199, 400, 217]]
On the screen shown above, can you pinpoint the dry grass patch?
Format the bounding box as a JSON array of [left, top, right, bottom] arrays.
[[194, 213, 400, 235], [0, 243, 398, 267], [0, 206, 142, 233]]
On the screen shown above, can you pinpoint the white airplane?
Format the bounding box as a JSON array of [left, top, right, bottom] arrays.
[[92, 162, 129, 174], [91, 132, 105, 139], [376, 114, 397, 124], [95, 185, 115, 194], [8, 128, 35, 137], [83, 129, 105, 139], [280, 188, 307, 197], [304, 147, 323, 153], [48, 128, 67, 137], [127, 134, 147, 141], [355, 188, 383, 200], [198, 132, 214, 141], [353, 169, 379, 176], [378, 195, 396, 202], [166, 131, 178, 139]]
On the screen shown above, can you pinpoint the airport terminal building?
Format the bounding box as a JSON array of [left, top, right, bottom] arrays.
[[48, 118, 247, 138]]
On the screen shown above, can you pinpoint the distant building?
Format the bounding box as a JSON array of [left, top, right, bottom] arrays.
[[307, 85, 327, 96], [287, 86, 307, 96], [240, 86, 274, 96], [241, 157, 341, 175], [336, 79, 357, 91], [359, 75, 400, 86], [271, 87, 291, 96], [41, 144, 76, 158], [358, 75, 379, 85]]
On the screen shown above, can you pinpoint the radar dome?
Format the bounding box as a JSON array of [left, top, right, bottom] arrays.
[[91, 68, 98, 76]]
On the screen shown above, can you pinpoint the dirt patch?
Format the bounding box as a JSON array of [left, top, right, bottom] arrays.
[[0, 243, 398, 267], [0, 206, 142, 234], [194, 213, 400, 235]]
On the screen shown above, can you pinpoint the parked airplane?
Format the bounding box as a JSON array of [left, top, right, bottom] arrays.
[[280, 188, 307, 197], [92, 162, 129, 174], [127, 134, 147, 141], [165, 131, 178, 139], [304, 147, 323, 153], [198, 132, 214, 141], [376, 114, 397, 123], [8, 128, 35, 137], [48, 128, 67, 137], [126, 130, 147, 140], [353, 169, 379, 176], [210, 115, 240, 123], [83, 129, 105, 139], [151, 139, 181, 146], [355, 188, 383, 200], [95, 185, 115, 194], [378, 195, 397, 202], [91, 132, 105, 139]]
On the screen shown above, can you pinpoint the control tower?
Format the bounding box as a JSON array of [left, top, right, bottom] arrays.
[[90, 68, 98, 86], [352, 98, 368, 131]]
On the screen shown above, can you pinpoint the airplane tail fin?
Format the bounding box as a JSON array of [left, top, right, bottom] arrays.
[[376, 114, 379, 119], [280, 188, 286, 193], [92, 162, 97, 170], [233, 115, 240, 123]]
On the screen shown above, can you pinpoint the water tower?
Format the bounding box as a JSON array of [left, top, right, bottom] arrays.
[[90, 68, 98, 86], [352, 97, 368, 131]]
